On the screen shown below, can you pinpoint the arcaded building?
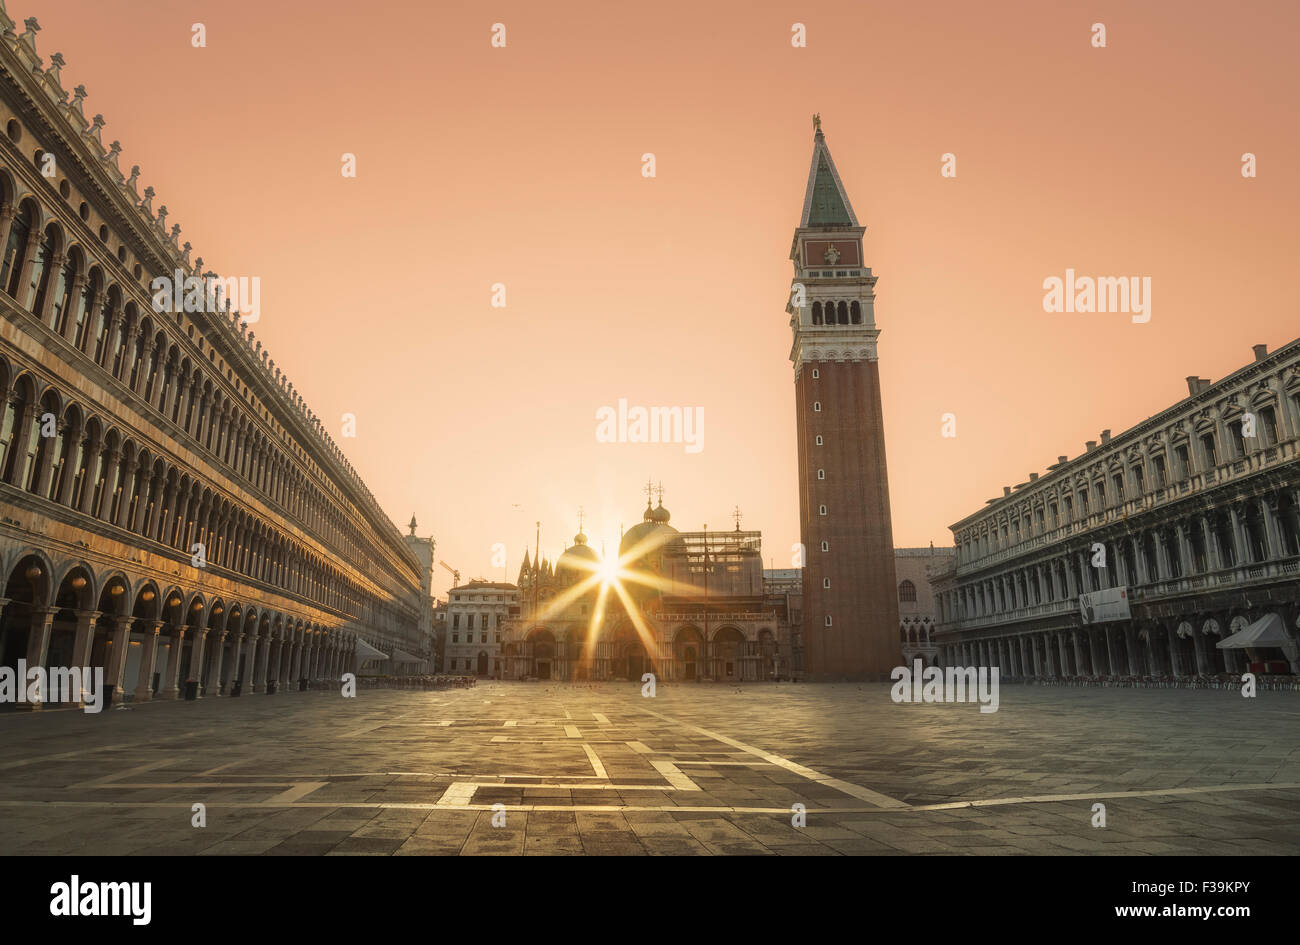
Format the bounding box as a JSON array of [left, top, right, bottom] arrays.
[[0, 13, 427, 705], [931, 341, 1300, 678], [443, 580, 517, 677], [500, 494, 794, 682], [896, 546, 953, 667], [787, 118, 900, 680]]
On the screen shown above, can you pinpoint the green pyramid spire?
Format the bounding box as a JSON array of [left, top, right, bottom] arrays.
[[800, 120, 859, 228]]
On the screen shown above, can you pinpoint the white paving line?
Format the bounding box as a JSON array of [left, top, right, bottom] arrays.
[[435, 783, 479, 807], [503, 720, 517, 727], [649, 759, 702, 792], [263, 782, 328, 805], [196, 757, 258, 777], [593, 713, 611, 725], [626, 741, 653, 754], [564, 725, 581, 738], [637, 706, 909, 809], [0, 732, 198, 770], [69, 757, 182, 789], [11, 779, 1299, 815], [582, 744, 608, 779]]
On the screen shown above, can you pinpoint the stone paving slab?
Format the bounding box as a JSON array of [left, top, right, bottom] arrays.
[[0, 681, 1296, 854]]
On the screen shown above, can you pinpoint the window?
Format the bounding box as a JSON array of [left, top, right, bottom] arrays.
[[824, 615, 832, 627], [819, 504, 827, 515], [452, 614, 460, 629], [817, 469, 825, 480], [815, 435, 823, 446], [1259, 406, 1279, 445], [820, 541, 829, 552], [813, 402, 821, 412], [1112, 473, 1124, 500], [822, 578, 830, 588], [1132, 464, 1145, 493], [1228, 421, 1246, 458], [899, 580, 916, 602], [1174, 443, 1190, 478], [811, 368, 819, 378], [1152, 455, 1166, 488], [452, 634, 459, 644], [1200, 432, 1217, 467]]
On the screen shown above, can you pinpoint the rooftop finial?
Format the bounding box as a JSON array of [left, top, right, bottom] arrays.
[[812, 112, 821, 134], [408, 515, 417, 536]]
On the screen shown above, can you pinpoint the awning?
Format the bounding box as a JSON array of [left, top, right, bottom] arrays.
[[389, 648, 422, 663], [1216, 613, 1291, 649], [355, 638, 390, 661]]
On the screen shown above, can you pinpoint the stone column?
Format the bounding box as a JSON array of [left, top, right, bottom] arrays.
[[1201, 516, 1222, 570], [1073, 630, 1087, 676], [184, 626, 208, 697], [1260, 497, 1283, 561], [70, 609, 99, 701], [1104, 627, 1120, 677], [223, 632, 244, 693], [1228, 507, 1248, 567], [262, 634, 278, 692], [133, 622, 163, 702], [160, 627, 187, 699], [21, 608, 56, 709], [205, 629, 227, 695], [247, 631, 264, 693], [1166, 625, 1182, 677], [1088, 628, 1103, 675], [1191, 624, 1209, 675], [104, 618, 133, 703]]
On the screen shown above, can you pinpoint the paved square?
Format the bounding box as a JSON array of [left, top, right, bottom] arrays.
[[1, 682, 1298, 855]]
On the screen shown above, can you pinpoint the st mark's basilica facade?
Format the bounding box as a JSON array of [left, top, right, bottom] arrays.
[[499, 494, 796, 683]]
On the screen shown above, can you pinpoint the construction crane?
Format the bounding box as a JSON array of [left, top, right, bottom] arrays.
[[438, 560, 460, 586]]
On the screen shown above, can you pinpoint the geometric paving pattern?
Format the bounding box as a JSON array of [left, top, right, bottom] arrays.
[[0, 682, 1297, 855]]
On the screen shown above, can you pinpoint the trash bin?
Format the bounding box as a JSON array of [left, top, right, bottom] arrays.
[[184, 680, 199, 701], [266, 680, 277, 695]]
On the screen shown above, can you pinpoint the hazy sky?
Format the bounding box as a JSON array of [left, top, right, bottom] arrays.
[[28, 0, 1299, 599]]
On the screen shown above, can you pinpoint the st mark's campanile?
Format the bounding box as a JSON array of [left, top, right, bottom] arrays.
[[788, 117, 900, 680]]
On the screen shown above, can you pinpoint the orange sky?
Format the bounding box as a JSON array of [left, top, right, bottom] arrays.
[[26, 0, 1300, 599]]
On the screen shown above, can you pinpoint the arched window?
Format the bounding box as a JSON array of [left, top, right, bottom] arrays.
[[50, 249, 77, 334], [26, 224, 58, 313], [1, 200, 36, 296], [850, 300, 861, 324], [899, 580, 917, 602], [811, 301, 823, 325], [837, 301, 848, 324]]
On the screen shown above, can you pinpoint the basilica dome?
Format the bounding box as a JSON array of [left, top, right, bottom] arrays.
[[556, 529, 600, 583], [619, 499, 682, 602]]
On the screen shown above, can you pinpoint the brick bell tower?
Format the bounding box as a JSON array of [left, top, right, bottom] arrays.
[[788, 116, 900, 681]]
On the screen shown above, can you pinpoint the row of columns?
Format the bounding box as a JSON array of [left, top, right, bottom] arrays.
[[5, 600, 357, 708], [941, 489, 1300, 624], [942, 615, 1299, 678]]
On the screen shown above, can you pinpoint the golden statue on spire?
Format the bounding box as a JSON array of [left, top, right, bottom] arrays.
[[813, 113, 821, 133]]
